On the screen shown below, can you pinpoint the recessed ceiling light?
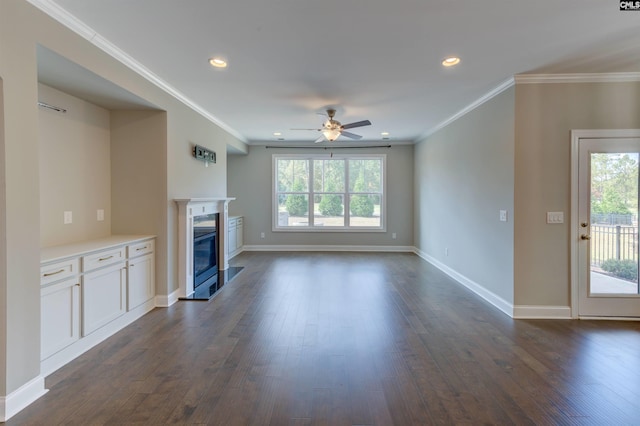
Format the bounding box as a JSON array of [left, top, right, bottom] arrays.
[[273, 132, 282, 136], [381, 132, 390, 136], [209, 57, 228, 68], [442, 56, 460, 67]]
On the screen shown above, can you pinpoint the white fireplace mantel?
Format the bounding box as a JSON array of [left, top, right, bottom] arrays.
[[175, 197, 235, 298]]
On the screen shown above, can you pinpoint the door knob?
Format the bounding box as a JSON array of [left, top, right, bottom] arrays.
[[581, 234, 591, 240]]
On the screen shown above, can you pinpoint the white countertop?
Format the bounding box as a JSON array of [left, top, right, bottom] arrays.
[[41, 235, 155, 263]]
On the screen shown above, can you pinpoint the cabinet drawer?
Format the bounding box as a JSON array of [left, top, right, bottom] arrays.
[[128, 239, 154, 258], [82, 247, 126, 272], [41, 258, 79, 285]]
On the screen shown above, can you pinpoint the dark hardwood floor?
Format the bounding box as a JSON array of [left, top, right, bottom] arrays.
[[9, 252, 640, 425]]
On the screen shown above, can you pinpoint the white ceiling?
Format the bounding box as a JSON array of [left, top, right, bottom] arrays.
[[36, 0, 640, 146]]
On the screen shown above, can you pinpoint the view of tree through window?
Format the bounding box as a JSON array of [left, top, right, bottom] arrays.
[[274, 154, 385, 230], [589, 152, 640, 289]]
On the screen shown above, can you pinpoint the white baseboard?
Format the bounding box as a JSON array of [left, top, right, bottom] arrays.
[[415, 249, 514, 317], [414, 248, 574, 320], [513, 305, 572, 319], [578, 316, 640, 321], [243, 244, 415, 252], [155, 289, 179, 307], [0, 375, 48, 422]]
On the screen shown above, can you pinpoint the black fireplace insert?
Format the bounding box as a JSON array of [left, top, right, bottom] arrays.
[[193, 213, 219, 289]]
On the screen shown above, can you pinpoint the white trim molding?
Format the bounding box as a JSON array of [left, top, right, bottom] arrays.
[[155, 289, 180, 307], [513, 305, 572, 319], [414, 249, 514, 318], [418, 78, 515, 141], [243, 245, 415, 253], [0, 376, 48, 422], [515, 72, 640, 84]]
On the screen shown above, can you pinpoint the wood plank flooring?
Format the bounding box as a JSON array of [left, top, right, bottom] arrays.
[[9, 252, 640, 425]]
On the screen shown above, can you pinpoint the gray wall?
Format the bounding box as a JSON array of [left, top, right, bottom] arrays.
[[414, 87, 515, 304], [514, 81, 640, 306], [38, 84, 112, 246], [228, 144, 414, 248], [111, 110, 168, 295]]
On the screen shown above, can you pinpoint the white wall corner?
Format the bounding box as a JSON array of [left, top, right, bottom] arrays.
[[414, 248, 515, 318], [512, 305, 572, 319], [0, 376, 48, 422]]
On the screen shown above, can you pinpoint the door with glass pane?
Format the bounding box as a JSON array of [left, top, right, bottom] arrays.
[[578, 137, 640, 317]]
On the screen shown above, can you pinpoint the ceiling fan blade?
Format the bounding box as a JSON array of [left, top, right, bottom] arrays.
[[314, 135, 326, 143], [340, 131, 363, 140], [341, 120, 371, 130], [290, 128, 321, 131]]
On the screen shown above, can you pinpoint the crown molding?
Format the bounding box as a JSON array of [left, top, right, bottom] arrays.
[[515, 72, 640, 84], [417, 77, 515, 142], [417, 71, 640, 142], [26, 0, 248, 143]]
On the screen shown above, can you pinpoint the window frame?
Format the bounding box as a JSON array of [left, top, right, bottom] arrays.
[[272, 153, 386, 232]]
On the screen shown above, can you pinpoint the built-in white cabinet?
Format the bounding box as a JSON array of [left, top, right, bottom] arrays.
[[228, 216, 243, 258], [40, 235, 155, 375], [127, 240, 155, 310]]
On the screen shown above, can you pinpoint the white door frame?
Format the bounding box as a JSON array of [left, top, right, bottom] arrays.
[[570, 129, 640, 318]]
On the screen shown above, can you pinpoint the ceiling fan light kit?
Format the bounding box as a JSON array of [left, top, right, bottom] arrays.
[[292, 108, 372, 143]]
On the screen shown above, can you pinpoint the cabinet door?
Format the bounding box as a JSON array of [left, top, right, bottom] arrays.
[[128, 253, 155, 310], [236, 219, 243, 249], [82, 262, 126, 336], [41, 278, 80, 360], [228, 225, 237, 254]]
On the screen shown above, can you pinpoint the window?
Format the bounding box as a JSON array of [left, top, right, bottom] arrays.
[[273, 154, 385, 231]]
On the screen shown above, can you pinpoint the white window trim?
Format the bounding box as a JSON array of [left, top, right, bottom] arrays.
[[272, 153, 387, 232]]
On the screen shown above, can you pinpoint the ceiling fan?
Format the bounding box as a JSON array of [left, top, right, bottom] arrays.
[[292, 109, 372, 143]]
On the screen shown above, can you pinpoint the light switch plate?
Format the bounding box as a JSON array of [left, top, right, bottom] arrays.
[[547, 211, 564, 224], [499, 210, 508, 222], [63, 211, 72, 224]]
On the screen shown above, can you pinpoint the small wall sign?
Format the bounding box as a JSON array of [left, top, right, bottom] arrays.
[[193, 144, 216, 167]]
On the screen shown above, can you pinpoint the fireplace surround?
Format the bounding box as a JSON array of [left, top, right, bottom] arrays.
[[175, 198, 234, 298]]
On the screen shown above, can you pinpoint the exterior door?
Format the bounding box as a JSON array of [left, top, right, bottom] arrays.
[[577, 135, 640, 318]]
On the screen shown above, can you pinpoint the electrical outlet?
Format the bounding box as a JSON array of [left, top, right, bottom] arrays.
[[260, 232, 265, 239], [63, 211, 72, 224], [97, 209, 104, 221], [392, 232, 397, 239], [445, 247, 449, 256]]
